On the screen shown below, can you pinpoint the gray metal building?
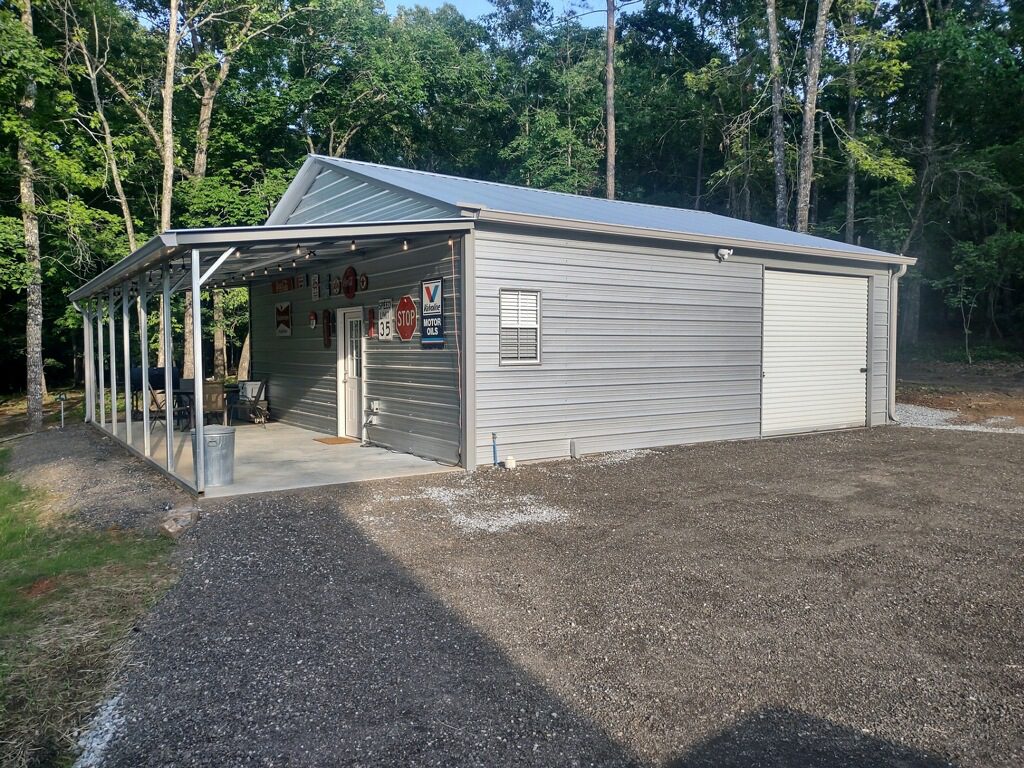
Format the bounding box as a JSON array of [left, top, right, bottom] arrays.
[[70, 155, 914, 492]]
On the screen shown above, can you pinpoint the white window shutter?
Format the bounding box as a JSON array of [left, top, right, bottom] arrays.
[[499, 290, 540, 363]]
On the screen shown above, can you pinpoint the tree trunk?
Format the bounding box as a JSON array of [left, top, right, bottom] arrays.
[[160, 0, 178, 234], [236, 331, 251, 381], [694, 123, 705, 210], [900, 42, 943, 346], [18, 0, 43, 432], [794, 0, 834, 233], [604, 0, 615, 200], [845, 16, 857, 244], [193, 92, 215, 178], [766, 0, 788, 228], [213, 290, 226, 379], [158, 0, 179, 369], [83, 33, 137, 252]]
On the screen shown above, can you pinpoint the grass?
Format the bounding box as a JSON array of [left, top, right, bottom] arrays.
[[0, 391, 87, 439], [905, 340, 1024, 364], [0, 448, 174, 768]]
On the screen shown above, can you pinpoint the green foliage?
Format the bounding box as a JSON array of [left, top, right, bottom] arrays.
[[1, 0, 1023, 389]]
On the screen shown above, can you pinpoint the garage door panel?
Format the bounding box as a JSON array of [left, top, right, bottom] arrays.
[[762, 271, 869, 436]]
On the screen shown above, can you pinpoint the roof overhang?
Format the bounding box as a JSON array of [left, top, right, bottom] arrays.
[[69, 219, 473, 302], [469, 207, 916, 267]]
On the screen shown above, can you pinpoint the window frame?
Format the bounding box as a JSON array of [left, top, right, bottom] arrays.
[[498, 288, 542, 366]]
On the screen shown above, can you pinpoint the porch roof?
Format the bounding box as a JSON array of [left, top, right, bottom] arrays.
[[69, 219, 473, 302]]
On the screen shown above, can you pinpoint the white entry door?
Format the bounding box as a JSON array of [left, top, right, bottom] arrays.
[[762, 270, 869, 436], [337, 308, 363, 438]]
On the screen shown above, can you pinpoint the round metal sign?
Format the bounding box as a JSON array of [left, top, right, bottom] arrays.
[[396, 295, 417, 341], [342, 266, 358, 300]]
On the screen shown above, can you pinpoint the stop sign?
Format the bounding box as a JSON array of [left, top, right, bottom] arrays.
[[396, 295, 417, 341]]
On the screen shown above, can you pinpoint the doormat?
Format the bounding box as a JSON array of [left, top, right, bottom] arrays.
[[314, 436, 359, 445]]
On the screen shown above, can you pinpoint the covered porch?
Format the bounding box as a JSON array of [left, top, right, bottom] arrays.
[[102, 419, 453, 498], [70, 218, 472, 496]]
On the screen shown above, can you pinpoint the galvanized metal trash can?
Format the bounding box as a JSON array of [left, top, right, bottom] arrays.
[[190, 425, 236, 487]]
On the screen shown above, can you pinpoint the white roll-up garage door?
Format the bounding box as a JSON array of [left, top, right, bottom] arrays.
[[762, 270, 868, 436]]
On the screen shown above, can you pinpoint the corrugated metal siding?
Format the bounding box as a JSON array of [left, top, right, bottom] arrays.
[[284, 166, 457, 225], [250, 240, 462, 463], [473, 229, 764, 463], [871, 275, 890, 424], [761, 271, 869, 436]]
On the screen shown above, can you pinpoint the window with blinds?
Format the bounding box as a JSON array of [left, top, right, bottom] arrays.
[[499, 289, 541, 364]]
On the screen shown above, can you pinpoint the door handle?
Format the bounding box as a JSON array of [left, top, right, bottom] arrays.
[[860, 367, 868, 373]]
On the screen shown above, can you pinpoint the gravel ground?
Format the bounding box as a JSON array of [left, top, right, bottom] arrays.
[[6, 424, 192, 531], [86, 427, 1023, 767], [896, 403, 1024, 433]]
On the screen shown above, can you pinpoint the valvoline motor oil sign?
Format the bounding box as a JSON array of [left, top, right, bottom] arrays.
[[420, 278, 445, 347]]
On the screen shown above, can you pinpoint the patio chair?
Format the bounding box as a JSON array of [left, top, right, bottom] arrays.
[[201, 380, 227, 425], [229, 380, 268, 426], [149, 389, 192, 432]]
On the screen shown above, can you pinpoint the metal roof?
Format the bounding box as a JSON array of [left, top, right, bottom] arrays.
[[314, 155, 911, 264]]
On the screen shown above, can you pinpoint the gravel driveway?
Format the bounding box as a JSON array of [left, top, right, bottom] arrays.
[[87, 427, 1024, 767]]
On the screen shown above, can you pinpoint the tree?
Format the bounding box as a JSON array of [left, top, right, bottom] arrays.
[[794, 0, 834, 233], [604, 0, 615, 199]]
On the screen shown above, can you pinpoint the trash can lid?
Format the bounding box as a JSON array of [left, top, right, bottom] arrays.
[[190, 426, 236, 436]]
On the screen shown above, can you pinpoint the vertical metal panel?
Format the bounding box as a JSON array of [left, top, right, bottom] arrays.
[[250, 239, 463, 464], [871, 274, 890, 424], [162, 267, 174, 473], [473, 228, 764, 463], [762, 270, 869, 436]]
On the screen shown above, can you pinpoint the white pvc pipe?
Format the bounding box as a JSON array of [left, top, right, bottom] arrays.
[[163, 266, 174, 473], [96, 302, 106, 428]]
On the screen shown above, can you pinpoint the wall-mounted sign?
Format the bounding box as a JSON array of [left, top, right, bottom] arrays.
[[308, 311, 318, 329], [342, 266, 358, 300], [420, 278, 445, 347], [367, 307, 377, 338], [322, 309, 333, 348], [377, 298, 394, 341], [311, 273, 321, 301], [396, 295, 417, 342], [330, 274, 342, 297], [275, 302, 292, 336], [358, 273, 369, 292], [271, 277, 294, 294], [295, 273, 307, 290]]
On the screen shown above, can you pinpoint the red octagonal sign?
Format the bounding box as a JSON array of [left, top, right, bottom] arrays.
[[396, 295, 417, 341]]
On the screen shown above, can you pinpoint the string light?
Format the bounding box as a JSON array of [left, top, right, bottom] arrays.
[[402, 240, 408, 251], [278, 264, 283, 272], [263, 267, 268, 275], [448, 235, 454, 246], [291, 259, 296, 268], [350, 240, 356, 251]]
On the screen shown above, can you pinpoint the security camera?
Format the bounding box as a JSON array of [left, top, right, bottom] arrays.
[[716, 248, 733, 262]]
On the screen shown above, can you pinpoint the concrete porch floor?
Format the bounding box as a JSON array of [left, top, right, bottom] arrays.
[[99, 419, 455, 497]]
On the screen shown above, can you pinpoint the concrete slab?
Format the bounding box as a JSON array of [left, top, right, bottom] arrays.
[[101, 419, 455, 497]]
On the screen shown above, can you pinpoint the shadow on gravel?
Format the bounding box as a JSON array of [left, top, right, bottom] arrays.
[[667, 708, 955, 768], [102, 490, 642, 767]]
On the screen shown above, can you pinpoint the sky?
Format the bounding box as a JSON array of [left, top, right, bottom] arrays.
[[382, 0, 602, 22]]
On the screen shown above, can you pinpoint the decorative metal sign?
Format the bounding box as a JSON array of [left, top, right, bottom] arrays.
[[420, 279, 444, 347], [377, 298, 394, 341], [396, 295, 417, 341], [342, 266, 358, 299], [275, 302, 292, 337]]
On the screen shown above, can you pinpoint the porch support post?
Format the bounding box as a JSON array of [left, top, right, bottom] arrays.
[[96, 300, 106, 428], [191, 248, 206, 493], [162, 266, 174, 473], [108, 288, 119, 435], [138, 280, 151, 456], [81, 303, 93, 423], [460, 232, 477, 469], [122, 282, 133, 447]]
